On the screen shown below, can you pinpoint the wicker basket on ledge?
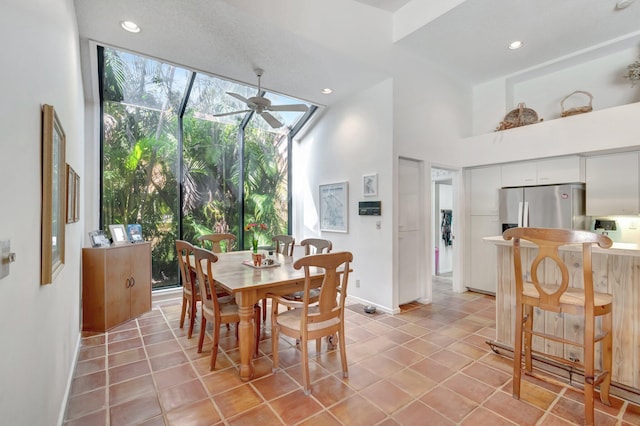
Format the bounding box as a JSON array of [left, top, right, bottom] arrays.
[[560, 90, 593, 117]]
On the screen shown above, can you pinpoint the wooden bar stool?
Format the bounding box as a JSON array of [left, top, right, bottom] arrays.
[[503, 227, 613, 426]]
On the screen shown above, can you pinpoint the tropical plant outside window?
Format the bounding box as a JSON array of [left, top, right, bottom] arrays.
[[101, 47, 313, 289]]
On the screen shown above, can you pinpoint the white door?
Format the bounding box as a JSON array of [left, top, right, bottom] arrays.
[[398, 158, 421, 304]]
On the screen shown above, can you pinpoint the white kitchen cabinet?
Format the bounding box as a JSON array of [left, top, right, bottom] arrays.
[[501, 161, 538, 187], [469, 165, 501, 215], [586, 152, 639, 216], [536, 156, 585, 185], [468, 215, 500, 294], [501, 156, 585, 188]]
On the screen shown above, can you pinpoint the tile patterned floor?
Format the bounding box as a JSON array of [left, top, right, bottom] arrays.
[[63, 278, 640, 425]]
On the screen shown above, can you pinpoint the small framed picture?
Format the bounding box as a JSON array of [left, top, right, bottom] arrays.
[[89, 230, 110, 248], [363, 173, 377, 197], [109, 224, 129, 245], [127, 224, 143, 243], [66, 164, 76, 224]]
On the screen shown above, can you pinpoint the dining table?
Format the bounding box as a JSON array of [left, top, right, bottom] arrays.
[[207, 250, 326, 381]]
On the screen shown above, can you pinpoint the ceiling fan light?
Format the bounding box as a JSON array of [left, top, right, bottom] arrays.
[[508, 40, 524, 50], [121, 21, 141, 33]]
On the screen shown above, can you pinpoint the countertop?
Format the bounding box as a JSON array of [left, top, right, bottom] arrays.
[[483, 235, 640, 256]]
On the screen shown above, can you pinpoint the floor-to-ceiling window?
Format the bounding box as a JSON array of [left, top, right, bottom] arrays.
[[100, 46, 314, 289]]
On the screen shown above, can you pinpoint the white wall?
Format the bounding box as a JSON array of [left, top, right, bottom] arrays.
[[0, 0, 84, 424], [294, 48, 471, 311], [294, 79, 394, 311]]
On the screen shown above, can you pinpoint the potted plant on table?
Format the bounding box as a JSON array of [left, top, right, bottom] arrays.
[[245, 222, 267, 265]]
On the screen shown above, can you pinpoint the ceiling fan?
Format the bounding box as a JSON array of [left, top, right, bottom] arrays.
[[213, 68, 309, 128]]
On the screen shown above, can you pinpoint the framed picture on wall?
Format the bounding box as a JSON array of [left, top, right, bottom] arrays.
[[363, 173, 377, 197], [41, 104, 66, 285], [73, 172, 80, 222], [66, 164, 77, 224], [319, 182, 348, 233]]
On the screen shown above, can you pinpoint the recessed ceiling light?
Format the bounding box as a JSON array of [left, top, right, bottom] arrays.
[[121, 21, 141, 33], [508, 40, 524, 50], [321, 88, 333, 95]]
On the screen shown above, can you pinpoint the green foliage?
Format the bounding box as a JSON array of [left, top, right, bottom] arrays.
[[101, 47, 291, 289]]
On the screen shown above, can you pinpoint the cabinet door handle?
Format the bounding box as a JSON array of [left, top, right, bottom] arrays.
[[125, 277, 131, 288], [130, 277, 135, 287]]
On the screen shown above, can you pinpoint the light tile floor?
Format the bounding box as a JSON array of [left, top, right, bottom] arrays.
[[63, 278, 640, 425]]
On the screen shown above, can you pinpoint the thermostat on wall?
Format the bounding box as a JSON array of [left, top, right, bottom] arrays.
[[359, 201, 381, 216]]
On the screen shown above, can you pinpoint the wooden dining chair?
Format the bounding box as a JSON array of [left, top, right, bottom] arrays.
[[192, 246, 261, 370], [176, 240, 200, 339], [197, 233, 236, 253], [269, 251, 353, 395], [281, 238, 333, 305], [503, 227, 613, 426], [300, 238, 332, 255], [272, 235, 295, 256], [258, 235, 297, 322]]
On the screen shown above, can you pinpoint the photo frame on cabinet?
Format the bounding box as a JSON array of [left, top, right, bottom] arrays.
[[319, 181, 348, 233], [363, 173, 377, 197], [109, 224, 129, 245], [89, 230, 110, 248], [127, 224, 144, 243], [41, 104, 66, 285]]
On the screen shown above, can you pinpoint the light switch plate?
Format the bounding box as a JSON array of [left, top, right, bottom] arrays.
[[0, 240, 10, 280]]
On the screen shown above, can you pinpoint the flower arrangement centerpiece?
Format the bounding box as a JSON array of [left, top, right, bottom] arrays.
[[624, 57, 640, 87], [245, 223, 267, 265]]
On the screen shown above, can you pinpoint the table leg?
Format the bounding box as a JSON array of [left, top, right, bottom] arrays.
[[237, 301, 255, 381]]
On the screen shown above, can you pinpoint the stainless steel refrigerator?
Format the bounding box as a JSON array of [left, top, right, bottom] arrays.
[[499, 183, 586, 232]]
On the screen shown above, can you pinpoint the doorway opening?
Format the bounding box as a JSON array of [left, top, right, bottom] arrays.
[[431, 167, 458, 292]]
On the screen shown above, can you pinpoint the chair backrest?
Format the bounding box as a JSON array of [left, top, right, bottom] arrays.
[[192, 246, 220, 315], [197, 233, 236, 253], [502, 227, 612, 311], [300, 238, 332, 255], [176, 240, 196, 294], [272, 235, 295, 256], [293, 251, 353, 324]]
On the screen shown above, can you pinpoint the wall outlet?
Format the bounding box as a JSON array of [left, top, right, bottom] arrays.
[[355, 279, 360, 288]]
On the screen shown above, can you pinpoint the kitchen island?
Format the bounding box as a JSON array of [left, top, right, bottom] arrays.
[[484, 236, 640, 400]]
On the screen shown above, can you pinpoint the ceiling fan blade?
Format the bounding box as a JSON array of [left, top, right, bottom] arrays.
[[226, 92, 249, 104], [212, 110, 250, 117], [267, 104, 309, 112], [260, 111, 284, 128]]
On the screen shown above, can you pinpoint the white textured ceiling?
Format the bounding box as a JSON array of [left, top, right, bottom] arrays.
[[74, 0, 640, 107]]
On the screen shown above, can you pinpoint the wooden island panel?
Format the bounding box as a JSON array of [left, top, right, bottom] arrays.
[[491, 239, 640, 390]]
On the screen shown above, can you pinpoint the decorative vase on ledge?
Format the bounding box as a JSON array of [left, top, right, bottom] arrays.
[[625, 57, 640, 87]]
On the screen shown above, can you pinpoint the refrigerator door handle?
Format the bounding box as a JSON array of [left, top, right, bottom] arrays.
[[517, 202, 523, 227], [523, 201, 529, 227]]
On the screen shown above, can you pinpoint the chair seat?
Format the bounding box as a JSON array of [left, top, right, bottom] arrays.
[[523, 282, 613, 307], [201, 297, 239, 320], [275, 306, 341, 332]]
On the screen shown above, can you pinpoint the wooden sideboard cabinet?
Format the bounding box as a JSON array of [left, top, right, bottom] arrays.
[[82, 242, 152, 331]]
